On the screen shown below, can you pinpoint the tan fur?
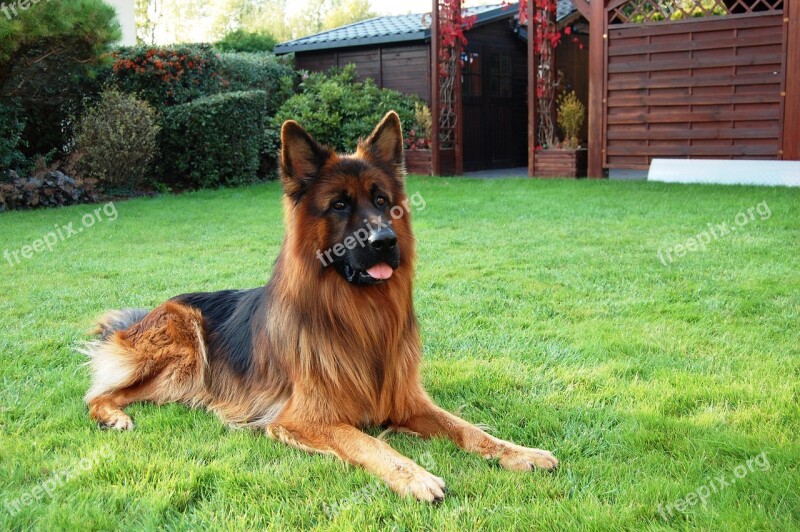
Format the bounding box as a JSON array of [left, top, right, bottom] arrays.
[[83, 112, 557, 501]]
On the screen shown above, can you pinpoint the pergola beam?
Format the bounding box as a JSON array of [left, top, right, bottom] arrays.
[[430, 0, 441, 176], [527, 0, 537, 177], [783, 0, 800, 159], [587, 0, 607, 177], [454, 0, 463, 175]]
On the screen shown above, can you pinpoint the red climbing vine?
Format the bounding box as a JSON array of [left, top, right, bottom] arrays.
[[520, 0, 562, 148], [434, 0, 476, 149]]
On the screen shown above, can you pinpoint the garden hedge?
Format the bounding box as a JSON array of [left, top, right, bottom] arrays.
[[218, 53, 295, 115], [160, 90, 268, 189]]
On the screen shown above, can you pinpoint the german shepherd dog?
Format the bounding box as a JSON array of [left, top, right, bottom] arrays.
[[83, 112, 557, 501]]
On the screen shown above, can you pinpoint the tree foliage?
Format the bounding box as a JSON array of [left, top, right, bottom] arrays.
[[133, 0, 375, 44], [0, 0, 120, 93], [208, 0, 288, 40], [0, 0, 121, 159], [0, 101, 27, 175], [289, 0, 375, 39], [135, 0, 205, 44], [215, 29, 277, 53]]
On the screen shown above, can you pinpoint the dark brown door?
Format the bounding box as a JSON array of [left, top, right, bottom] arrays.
[[486, 46, 517, 168], [462, 45, 526, 171], [462, 49, 486, 171]]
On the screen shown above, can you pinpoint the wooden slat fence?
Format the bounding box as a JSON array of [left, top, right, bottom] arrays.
[[603, 1, 786, 170]]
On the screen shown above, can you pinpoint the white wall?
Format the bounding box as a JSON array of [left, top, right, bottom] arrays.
[[106, 0, 137, 46]]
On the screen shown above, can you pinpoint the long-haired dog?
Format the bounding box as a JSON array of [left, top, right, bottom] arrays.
[[83, 112, 557, 501]]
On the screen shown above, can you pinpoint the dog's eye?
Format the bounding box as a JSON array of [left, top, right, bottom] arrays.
[[332, 200, 348, 211], [375, 196, 387, 207]]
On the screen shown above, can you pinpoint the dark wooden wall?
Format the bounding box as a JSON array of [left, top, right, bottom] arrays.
[[294, 44, 432, 104], [604, 12, 786, 170]]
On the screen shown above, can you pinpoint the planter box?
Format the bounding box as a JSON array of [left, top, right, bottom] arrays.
[[534, 149, 588, 178], [404, 149, 431, 175], [404, 149, 457, 176]]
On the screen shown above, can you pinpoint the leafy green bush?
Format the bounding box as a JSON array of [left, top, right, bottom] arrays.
[[160, 90, 268, 188], [72, 89, 160, 191], [215, 29, 278, 53], [272, 65, 421, 153], [218, 53, 295, 115], [0, 101, 28, 176], [111, 44, 223, 108]]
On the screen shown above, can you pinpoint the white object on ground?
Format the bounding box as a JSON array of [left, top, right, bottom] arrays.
[[647, 159, 800, 187]]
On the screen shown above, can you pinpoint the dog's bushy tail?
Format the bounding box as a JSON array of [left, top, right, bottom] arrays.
[[80, 308, 149, 404], [90, 308, 149, 340]]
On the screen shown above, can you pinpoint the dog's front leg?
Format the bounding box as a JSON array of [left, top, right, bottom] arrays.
[[396, 402, 558, 472], [267, 421, 446, 502]]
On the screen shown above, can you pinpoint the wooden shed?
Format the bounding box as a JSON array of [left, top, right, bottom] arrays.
[[275, 2, 586, 173], [277, 0, 799, 178]]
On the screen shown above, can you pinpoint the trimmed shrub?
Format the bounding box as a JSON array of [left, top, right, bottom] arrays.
[[218, 53, 296, 115], [273, 65, 421, 153], [111, 44, 223, 108], [72, 90, 160, 191], [160, 90, 268, 189], [215, 30, 278, 53]]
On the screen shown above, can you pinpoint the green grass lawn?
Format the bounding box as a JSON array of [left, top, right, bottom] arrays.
[[0, 177, 798, 530]]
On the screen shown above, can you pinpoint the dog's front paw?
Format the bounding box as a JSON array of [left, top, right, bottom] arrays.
[[499, 446, 558, 472], [386, 463, 446, 503]]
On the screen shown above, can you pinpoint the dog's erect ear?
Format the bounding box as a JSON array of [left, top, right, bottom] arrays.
[[280, 120, 332, 199], [361, 111, 404, 172]]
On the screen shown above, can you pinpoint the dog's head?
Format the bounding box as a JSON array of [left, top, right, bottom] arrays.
[[280, 111, 416, 286]]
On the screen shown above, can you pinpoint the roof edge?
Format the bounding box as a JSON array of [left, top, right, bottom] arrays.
[[275, 30, 429, 54], [275, 3, 519, 56]]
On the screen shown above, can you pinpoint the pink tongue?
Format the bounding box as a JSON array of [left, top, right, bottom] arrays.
[[366, 263, 393, 280]]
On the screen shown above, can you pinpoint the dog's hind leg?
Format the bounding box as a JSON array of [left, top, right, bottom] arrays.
[[87, 380, 161, 430], [83, 302, 208, 430]]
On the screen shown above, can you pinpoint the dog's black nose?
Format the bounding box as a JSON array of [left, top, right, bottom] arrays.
[[369, 226, 397, 250]]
